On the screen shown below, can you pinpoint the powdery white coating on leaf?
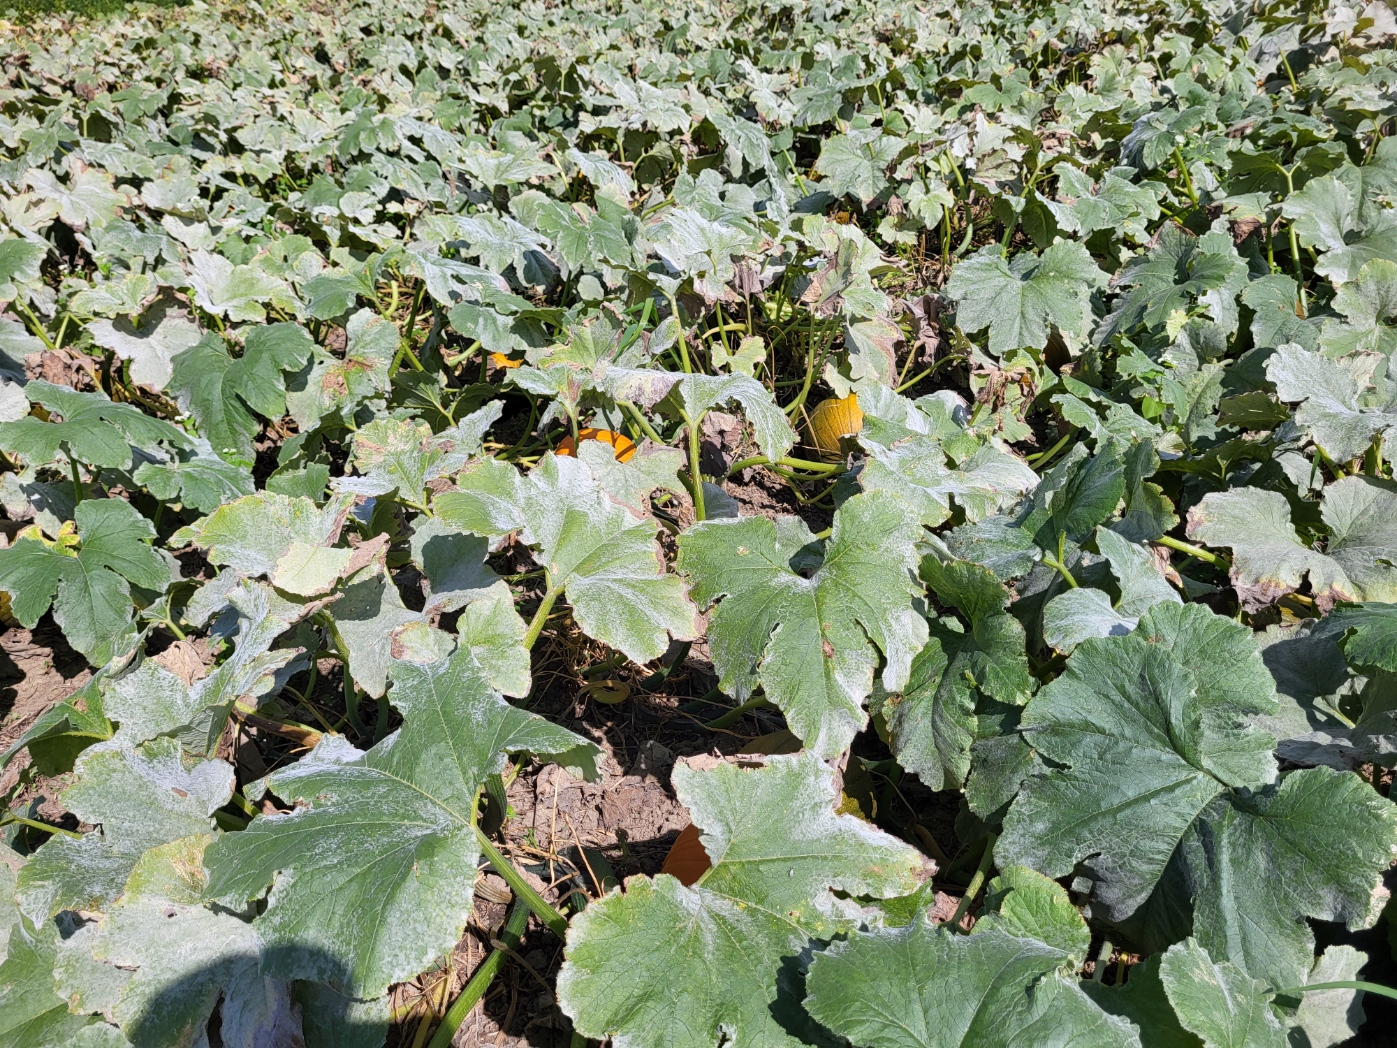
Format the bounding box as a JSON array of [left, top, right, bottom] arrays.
[[176, 490, 381, 597], [14, 0, 1397, 1038], [1282, 174, 1397, 285], [1291, 945, 1368, 1048], [1322, 258, 1397, 358], [408, 515, 515, 617], [1187, 766, 1397, 989], [1158, 939, 1287, 1048], [575, 438, 686, 518], [978, 866, 1092, 968], [436, 453, 699, 663], [649, 208, 759, 303], [16, 738, 233, 922], [205, 645, 598, 998], [630, 370, 797, 464], [678, 492, 927, 760], [804, 921, 1141, 1048], [0, 916, 107, 1045], [1043, 526, 1181, 650], [81, 835, 300, 1048], [859, 434, 1038, 528], [87, 298, 202, 391], [1188, 487, 1347, 609], [558, 753, 926, 1048], [946, 241, 1106, 356], [1267, 342, 1397, 463], [338, 401, 502, 500], [1188, 478, 1397, 609], [333, 572, 440, 698], [133, 437, 256, 515], [24, 164, 133, 232], [184, 249, 285, 323], [285, 308, 399, 429]]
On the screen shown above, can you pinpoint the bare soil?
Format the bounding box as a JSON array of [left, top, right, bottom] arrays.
[[0, 619, 91, 804]]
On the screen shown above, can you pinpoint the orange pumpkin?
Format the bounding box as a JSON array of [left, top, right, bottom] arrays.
[[556, 428, 638, 463], [659, 824, 710, 885], [806, 393, 862, 457]]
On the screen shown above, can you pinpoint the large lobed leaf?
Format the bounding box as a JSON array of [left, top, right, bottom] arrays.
[[206, 642, 600, 998], [436, 453, 699, 664], [999, 602, 1397, 987], [558, 753, 928, 1048], [678, 492, 927, 759]]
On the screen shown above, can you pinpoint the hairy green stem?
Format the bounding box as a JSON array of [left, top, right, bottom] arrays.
[[726, 454, 842, 476], [473, 830, 568, 937], [783, 313, 837, 419], [1366, 434, 1385, 478], [0, 814, 82, 839], [1027, 428, 1073, 467], [704, 694, 773, 729], [1042, 532, 1078, 589], [213, 809, 249, 832], [1155, 533, 1230, 570], [1287, 222, 1308, 316], [1280, 50, 1299, 91], [896, 353, 966, 393], [1272, 980, 1397, 1002], [1282, 168, 1308, 316], [947, 832, 997, 929], [639, 641, 690, 691], [666, 292, 692, 374], [404, 282, 427, 350], [620, 401, 666, 445], [1173, 146, 1199, 206], [68, 452, 84, 505], [684, 410, 707, 521], [229, 791, 258, 819], [523, 580, 561, 651], [1092, 939, 1115, 983], [427, 900, 531, 1048], [12, 299, 56, 353], [320, 614, 365, 735]]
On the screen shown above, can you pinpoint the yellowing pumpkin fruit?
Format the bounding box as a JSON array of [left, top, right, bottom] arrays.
[[806, 393, 862, 457]]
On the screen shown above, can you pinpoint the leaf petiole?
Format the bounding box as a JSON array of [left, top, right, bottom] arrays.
[[427, 898, 531, 1048], [68, 450, 84, 505], [682, 409, 707, 522], [1271, 980, 1397, 1002], [727, 454, 841, 476], [473, 829, 568, 937], [523, 578, 561, 651], [1154, 534, 1230, 570], [946, 831, 997, 930], [0, 814, 82, 839], [1041, 532, 1078, 589], [703, 694, 773, 729]]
